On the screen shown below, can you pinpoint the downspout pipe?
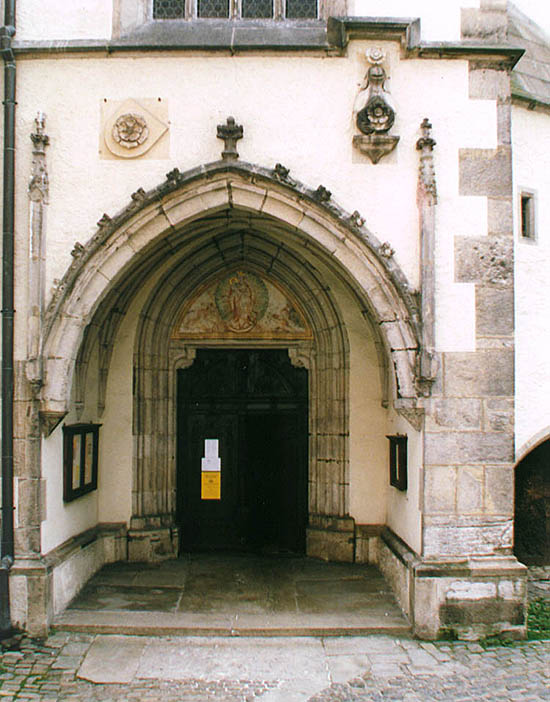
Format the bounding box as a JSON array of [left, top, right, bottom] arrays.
[[0, 0, 16, 638]]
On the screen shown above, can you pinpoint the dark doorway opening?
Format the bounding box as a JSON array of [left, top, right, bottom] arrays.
[[177, 349, 308, 554], [515, 439, 550, 565]]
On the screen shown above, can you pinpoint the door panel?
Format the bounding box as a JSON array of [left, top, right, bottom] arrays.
[[177, 349, 308, 553]]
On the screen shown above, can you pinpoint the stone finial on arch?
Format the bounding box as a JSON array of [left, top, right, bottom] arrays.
[[39, 159, 423, 423]]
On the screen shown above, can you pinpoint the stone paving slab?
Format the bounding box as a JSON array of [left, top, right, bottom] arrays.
[[1, 632, 550, 701]]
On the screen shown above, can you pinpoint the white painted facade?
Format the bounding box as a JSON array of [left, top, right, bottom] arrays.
[[4, 0, 545, 639]]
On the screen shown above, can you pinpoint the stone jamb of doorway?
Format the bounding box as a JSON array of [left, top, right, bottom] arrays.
[[128, 244, 350, 562]]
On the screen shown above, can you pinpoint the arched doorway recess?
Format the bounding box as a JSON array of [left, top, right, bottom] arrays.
[[515, 438, 550, 565], [39, 161, 423, 561]]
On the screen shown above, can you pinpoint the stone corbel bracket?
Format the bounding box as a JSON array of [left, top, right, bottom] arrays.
[[352, 48, 399, 164]]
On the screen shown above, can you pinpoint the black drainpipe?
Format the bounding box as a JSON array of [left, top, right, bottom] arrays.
[[0, 0, 16, 638]]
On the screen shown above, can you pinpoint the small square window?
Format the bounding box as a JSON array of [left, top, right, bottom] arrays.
[[387, 434, 407, 491], [520, 191, 536, 241]]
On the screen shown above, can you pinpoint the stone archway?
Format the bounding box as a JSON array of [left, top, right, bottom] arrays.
[[40, 161, 422, 428], [37, 161, 423, 560]]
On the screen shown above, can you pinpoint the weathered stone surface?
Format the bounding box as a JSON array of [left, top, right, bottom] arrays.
[[476, 287, 514, 336], [443, 350, 513, 397], [425, 431, 513, 465], [424, 466, 456, 514], [440, 599, 524, 626], [306, 527, 354, 563], [469, 66, 510, 100], [459, 147, 512, 197], [425, 398, 482, 432], [497, 97, 512, 146], [461, 7, 508, 42], [456, 466, 484, 514], [484, 398, 514, 432], [487, 197, 513, 236], [484, 465, 514, 514], [455, 236, 513, 285], [423, 517, 513, 557]]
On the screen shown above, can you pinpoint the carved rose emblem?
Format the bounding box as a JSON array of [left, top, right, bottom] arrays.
[[357, 95, 395, 135], [112, 113, 149, 149]]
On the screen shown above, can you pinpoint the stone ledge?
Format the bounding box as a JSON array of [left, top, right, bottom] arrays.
[[42, 523, 127, 570]]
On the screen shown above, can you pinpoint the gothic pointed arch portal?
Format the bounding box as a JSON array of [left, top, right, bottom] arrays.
[[39, 161, 424, 560]]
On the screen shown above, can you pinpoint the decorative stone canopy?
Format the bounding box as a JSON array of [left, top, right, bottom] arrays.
[[40, 160, 422, 424]]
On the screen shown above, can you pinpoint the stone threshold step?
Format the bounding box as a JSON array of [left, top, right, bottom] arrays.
[[54, 611, 411, 638]]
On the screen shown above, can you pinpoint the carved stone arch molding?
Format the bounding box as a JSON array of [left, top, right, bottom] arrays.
[[131, 249, 349, 540], [40, 160, 422, 434]]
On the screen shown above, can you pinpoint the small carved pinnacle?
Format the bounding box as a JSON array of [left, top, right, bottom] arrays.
[[217, 116, 243, 161], [380, 242, 395, 259], [314, 185, 331, 202], [349, 210, 365, 227], [416, 118, 436, 151], [166, 168, 182, 183], [30, 112, 49, 152], [71, 242, 85, 258], [97, 213, 112, 228], [273, 163, 290, 181], [131, 187, 146, 202]]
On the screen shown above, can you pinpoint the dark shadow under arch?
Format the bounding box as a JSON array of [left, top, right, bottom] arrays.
[[515, 439, 550, 565]]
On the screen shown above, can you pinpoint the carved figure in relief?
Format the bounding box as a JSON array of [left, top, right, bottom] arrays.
[[225, 272, 257, 332]]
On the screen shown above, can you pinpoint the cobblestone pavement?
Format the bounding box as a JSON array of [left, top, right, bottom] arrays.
[[0, 567, 548, 701], [0, 631, 549, 701]]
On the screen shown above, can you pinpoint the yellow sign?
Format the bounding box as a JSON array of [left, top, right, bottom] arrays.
[[201, 471, 221, 500]]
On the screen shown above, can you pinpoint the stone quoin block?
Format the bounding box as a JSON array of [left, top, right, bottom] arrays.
[[456, 466, 484, 514], [476, 287, 514, 336], [423, 517, 513, 557], [455, 236, 513, 286], [484, 398, 514, 433], [484, 465, 514, 514], [424, 431, 514, 465], [425, 398, 482, 432], [443, 350, 514, 397], [468, 66, 511, 100], [459, 147, 512, 197], [424, 466, 457, 514], [487, 197, 513, 236]]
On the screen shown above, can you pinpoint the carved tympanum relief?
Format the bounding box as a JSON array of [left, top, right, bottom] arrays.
[[353, 48, 400, 164], [172, 270, 313, 340], [101, 98, 169, 159]]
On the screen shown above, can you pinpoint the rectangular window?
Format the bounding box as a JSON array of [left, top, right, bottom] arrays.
[[63, 424, 100, 502], [153, 0, 185, 18], [387, 434, 407, 491], [242, 0, 274, 18], [198, 0, 230, 17], [520, 191, 536, 241], [154, 0, 316, 19], [285, 0, 317, 18]]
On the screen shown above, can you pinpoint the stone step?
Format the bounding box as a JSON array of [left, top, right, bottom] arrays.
[[54, 610, 411, 638]]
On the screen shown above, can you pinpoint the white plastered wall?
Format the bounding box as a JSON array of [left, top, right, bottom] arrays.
[[14, 46, 497, 359], [512, 104, 550, 458], [12, 34, 499, 554]]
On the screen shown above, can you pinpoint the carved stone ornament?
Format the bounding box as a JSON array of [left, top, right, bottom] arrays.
[[103, 98, 168, 160], [353, 49, 399, 164], [112, 113, 149, 149], [217, 116, 243, 161]]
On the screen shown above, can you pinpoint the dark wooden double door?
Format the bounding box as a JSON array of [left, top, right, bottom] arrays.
[[177, 349, 308, 554]]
